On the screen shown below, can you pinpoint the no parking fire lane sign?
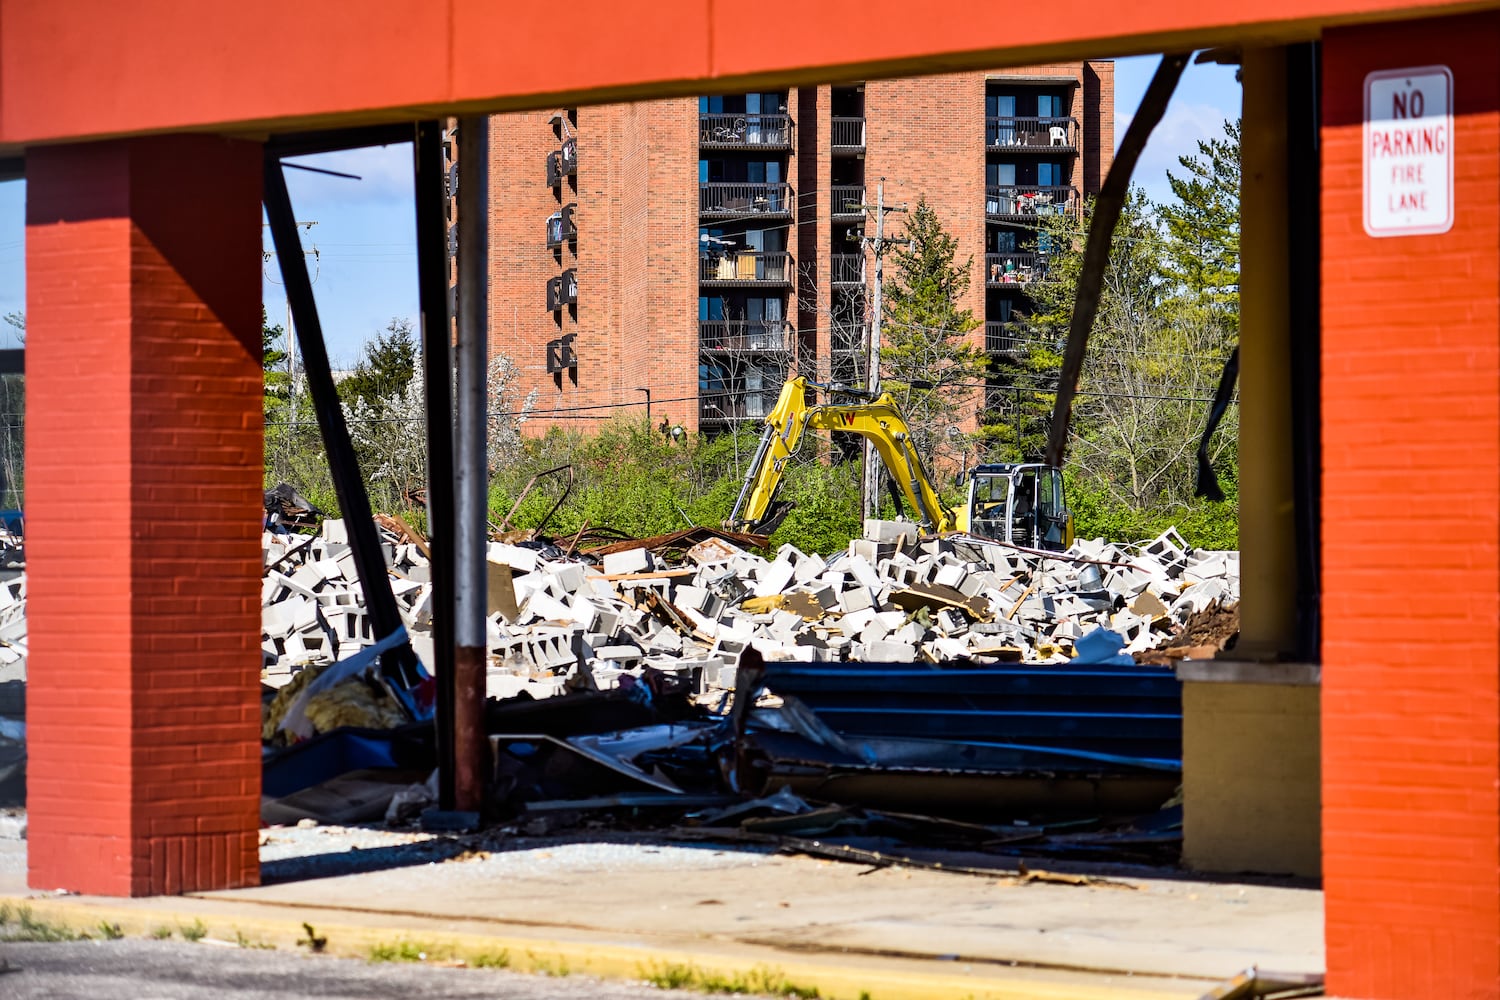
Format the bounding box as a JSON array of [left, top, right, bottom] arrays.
[[1364, 65, 1453, 237]]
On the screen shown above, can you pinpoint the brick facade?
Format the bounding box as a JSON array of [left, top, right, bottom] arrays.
[[484, 66, 1108, 438], [25, 136, 263, 896], [1320, 14, 1500, 997]]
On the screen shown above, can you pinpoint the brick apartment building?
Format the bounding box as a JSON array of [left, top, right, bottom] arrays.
[[475, 64, 1114, 436]]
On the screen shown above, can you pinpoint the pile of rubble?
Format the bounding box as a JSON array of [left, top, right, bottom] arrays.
[[256, 518, 1239, 704], [261, 519, 436, 688], [479, 521, 1239, 697]]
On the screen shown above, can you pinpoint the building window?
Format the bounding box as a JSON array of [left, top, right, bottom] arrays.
[[1037, 94, 1063, 118], [700, 361, 729, 394], [986, 94, 1017, 118], [1038, 162, 1065, 186]]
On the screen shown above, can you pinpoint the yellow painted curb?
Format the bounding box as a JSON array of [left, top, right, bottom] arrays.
[[0, 893, 1197, 1000]]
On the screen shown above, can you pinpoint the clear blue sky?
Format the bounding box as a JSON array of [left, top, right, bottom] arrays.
[[0, 55, 1240, 361]]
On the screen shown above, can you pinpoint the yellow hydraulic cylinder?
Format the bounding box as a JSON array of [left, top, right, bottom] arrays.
[[1236, 46, 1300, 660]]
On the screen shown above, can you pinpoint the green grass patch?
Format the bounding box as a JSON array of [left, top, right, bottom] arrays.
[[234, 928, 275, 950], [369, 939, 451, 963], [640, 961, 821, 997], [150, 925, 174, 940], [96, 921, 124, 940], [470, 949, 511, 969], [526, 951, 571, 977], [178, 918, 208, 943], [0, 904, 86, 942]]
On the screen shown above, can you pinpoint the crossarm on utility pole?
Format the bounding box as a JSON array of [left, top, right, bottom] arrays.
[[1044, 53, 1191, 469]]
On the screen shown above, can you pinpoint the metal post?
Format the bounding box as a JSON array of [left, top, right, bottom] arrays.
[[263, 158, 423, 690], [454, 116, 490, 813], [862, 180, 886, 521], [414, 121, 458, 812], [1237, 47, 1299, 660]]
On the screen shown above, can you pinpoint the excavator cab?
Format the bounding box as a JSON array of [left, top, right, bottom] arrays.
[[964, 463, 1074, 551]]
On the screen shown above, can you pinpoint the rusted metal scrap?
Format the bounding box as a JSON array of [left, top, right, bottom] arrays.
[[583, 526, 770, 564]]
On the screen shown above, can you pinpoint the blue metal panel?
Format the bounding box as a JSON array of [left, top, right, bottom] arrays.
[[760, 660, 1183, 764]]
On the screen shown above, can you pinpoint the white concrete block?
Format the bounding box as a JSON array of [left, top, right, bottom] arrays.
[[753, 557, 796, 598], [863, 519, 919, 545], [602, 548, 653, 576], [864, 639, 917, 661], [488, 543, 539, 574]]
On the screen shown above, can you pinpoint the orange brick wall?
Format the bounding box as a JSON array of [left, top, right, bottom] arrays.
[[1083, 60, 1114, 191], [487, 68, 1106, 435], [26, 136, 263, 896], [864, 73, 989, 339], [1320, 15, 1500, 997], [795, 84, 831, 379], [489, 101, 698, 433], [486, 112, 582, 428], [641, 101, 701, 432]]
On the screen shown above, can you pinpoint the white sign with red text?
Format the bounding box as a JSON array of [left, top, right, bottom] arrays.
[[1364, 66, 1453, 237]]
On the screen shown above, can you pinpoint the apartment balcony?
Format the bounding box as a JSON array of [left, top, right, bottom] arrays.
[[830, 185, 865, 221], [546, 268, 578, 310], [699, 320, 794, 354], [831, 116, 866, 153], [700, 182, 794, 218], [546, 333, 578, 373], [986, 117, 1078, 150], [699, 251, 793, 286], [831, 320, 868, 355], [545, 205, 577, 248], [699, 113, 793, 150], [831, 253, 866, 287], [545, 138, 578, 186], [986, 185, 1079, 222], [985, 321, 1030, 354], [700, 394, 780, 427], [985, 253, 1045, 286]]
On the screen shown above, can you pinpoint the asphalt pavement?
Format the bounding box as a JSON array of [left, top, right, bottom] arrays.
[[0, 939, 702, 1000]]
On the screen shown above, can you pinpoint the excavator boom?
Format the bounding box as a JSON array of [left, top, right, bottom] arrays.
[[727, 377, 956, 535]]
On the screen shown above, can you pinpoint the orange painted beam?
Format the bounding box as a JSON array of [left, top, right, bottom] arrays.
[[2, 0, 1498, 147]]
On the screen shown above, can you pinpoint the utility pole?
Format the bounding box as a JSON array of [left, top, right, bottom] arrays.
[[453, 116, 490, 816], [262, 220, 318, 429], [850, 180, 906, 521]]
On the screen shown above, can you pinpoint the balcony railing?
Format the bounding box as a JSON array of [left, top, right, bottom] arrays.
[[546, 268, 579, 310], [545, 138, 578, 185], [699, 251, 793, 284], [985, 322, 1030, 353], [545, 205, 577, 248], [986, 185, 1079, 220], [699, 182, 794, 217], [831, 116, 866, 151], [831, 321, 868, 355], [986, 117, 1078, 149], [985, 253, 1044, 285], [699, 320, 794, 353], [699, 113, 793, 149], [831, 253, 865, 286], [700, 393, 782, 425], [830, 185, 865, 221]]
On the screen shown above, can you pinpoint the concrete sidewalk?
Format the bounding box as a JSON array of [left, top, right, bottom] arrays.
[[0, 833, 1322, 1000]]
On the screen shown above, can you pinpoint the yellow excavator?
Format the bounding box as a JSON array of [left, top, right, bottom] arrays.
[[726, 377, 1074, 551]]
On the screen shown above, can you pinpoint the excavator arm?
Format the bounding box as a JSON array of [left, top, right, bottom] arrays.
[[726, 377, 957, 535]]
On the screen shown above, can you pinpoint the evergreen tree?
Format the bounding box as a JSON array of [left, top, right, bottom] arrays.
[[879, 197, 988, 461], [339, 318, 417, 413], [262, 307, 290, 416], [1159, 119, 1241, 326]]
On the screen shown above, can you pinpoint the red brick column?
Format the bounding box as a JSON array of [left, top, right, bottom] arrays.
[[1321, 15, 1500, 997], [25, 136, 264, 896]]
